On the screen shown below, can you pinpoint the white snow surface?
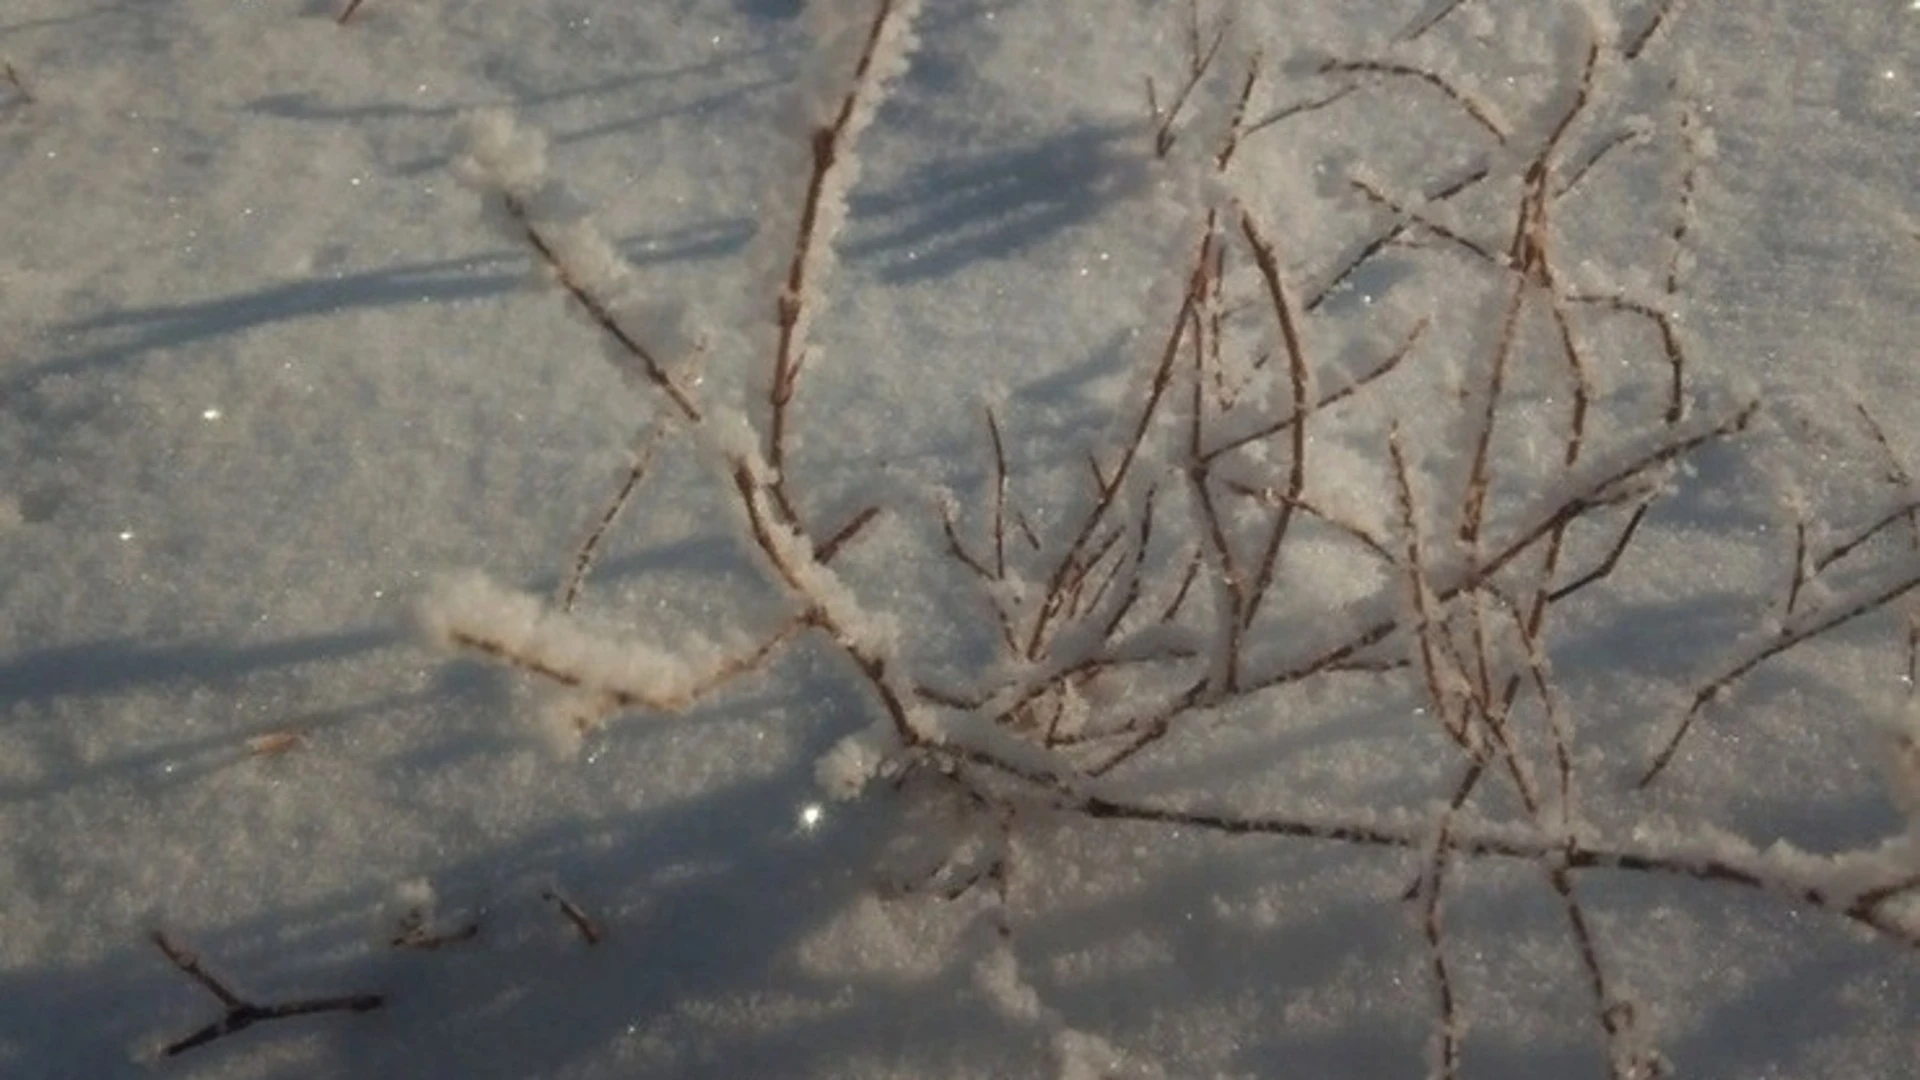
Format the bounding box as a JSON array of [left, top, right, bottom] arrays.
[[1, 1, 1917, 1078]]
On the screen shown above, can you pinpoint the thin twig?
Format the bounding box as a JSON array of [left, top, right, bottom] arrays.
[[1417, 815, 1462, 1080], [1398, 0, 1475, 42], [2, 61, 33, 104], [1319, 58, 1507, 144], [562, 426, 664, 612], [1069, 796, 1920, 950], [505, 195, 702, 424], [1244, 85, 1355, 138], [1624, 0, 1684, 61], [815, 504, 882, 563]]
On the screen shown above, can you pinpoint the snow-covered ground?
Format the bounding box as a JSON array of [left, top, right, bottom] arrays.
[[1, 1, 1916, 1077]]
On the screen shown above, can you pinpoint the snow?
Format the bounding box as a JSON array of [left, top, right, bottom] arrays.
[[2, 0, 1918, 1077]]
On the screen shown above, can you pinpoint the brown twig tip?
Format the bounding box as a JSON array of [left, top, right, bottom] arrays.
[[1623, 0, 1682, 61], [543, 889, 604, 946], [245, 730, 306, 758], [815, 504, 882, 563], [2, 61, 32, 105], [561, 429, 664, 613], [336, 0, 369, 25], [151, 931, 383, 1057]]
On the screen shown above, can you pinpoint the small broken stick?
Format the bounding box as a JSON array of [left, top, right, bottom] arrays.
[[542, 888, 603, 946], [245, 730, 306, 758]]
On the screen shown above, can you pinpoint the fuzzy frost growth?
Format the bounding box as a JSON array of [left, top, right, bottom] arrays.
[[815, 722, 899, 800], [451, 110, 548, 199], [421, 572, 739, 753]]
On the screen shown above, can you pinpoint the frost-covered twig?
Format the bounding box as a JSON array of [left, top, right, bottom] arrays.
[[432, 1, 1919, 1073], [1068, 797, 1920, 951], [1641, 556, 1920, 787]]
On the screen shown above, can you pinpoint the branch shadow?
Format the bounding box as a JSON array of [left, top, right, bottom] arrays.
[[0, 685, 1048, 1078], [843, 122, 1145, 283], [0, 627, 395, 708]]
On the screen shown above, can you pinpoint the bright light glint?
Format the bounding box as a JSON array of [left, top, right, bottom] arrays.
[[797, 803, 824, 831]]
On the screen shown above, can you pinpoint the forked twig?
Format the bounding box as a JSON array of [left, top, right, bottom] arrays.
[[151, 932, 382, 1057], [1307, 163, 1491, 311], [1318, 58, 1508, 144], [1146, 0, 1228, 157]]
